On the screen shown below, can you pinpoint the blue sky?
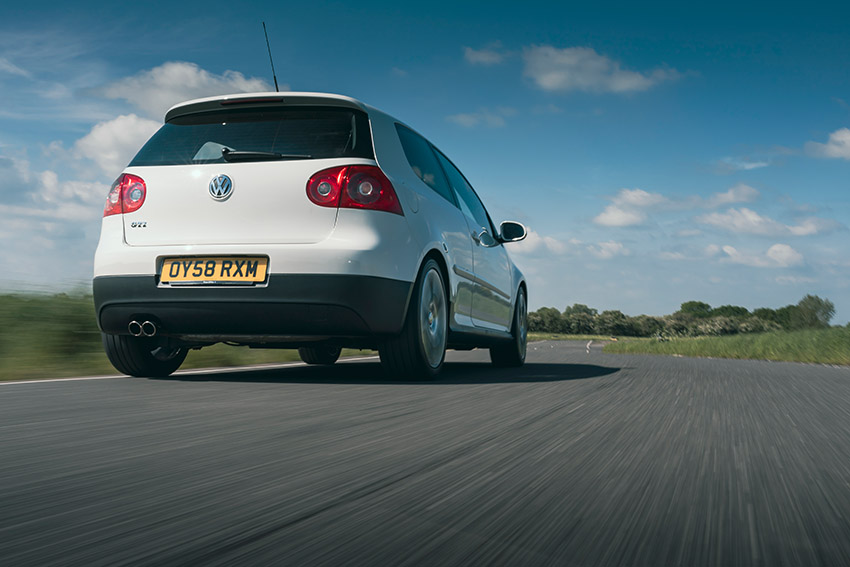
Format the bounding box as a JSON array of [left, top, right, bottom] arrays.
[[1, 1, 848, 322]]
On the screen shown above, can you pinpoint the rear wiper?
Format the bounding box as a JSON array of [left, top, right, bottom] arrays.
[[221, 148, 312, 162]]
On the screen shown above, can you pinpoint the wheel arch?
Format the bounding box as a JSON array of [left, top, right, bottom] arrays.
[[402, 248, 452, 318]]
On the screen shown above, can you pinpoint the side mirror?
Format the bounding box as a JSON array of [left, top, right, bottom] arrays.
[[499, 221, 527, 243]]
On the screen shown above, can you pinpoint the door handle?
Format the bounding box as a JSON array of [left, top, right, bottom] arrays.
[[473, 229, 496, 247]]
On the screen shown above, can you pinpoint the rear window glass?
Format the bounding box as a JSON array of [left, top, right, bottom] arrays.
[[129, 106, 373, 166]]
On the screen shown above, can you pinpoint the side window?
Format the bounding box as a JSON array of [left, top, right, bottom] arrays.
[[434, 150, 492, 232], [395, 125, 455, 204]]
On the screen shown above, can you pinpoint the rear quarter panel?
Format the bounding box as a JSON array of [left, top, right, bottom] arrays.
[[367, 108, 475, 330]]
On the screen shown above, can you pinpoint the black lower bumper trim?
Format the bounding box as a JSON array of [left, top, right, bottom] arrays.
[[93, 274, 412, 338]]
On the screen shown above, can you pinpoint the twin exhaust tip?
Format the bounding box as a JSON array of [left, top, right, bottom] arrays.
[[128, 320, 157, 337]]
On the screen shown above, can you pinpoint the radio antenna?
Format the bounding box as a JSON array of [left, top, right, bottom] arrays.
[[262, 22, 280, 92]]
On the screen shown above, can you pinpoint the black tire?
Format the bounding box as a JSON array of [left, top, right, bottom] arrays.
[[379, 259, 447, 380], [298, 345, 342, 365], [102, 333, 188, 377], [490, 287, 527, 367]]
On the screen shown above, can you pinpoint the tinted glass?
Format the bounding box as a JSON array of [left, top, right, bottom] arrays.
[[130, 107, 373, 166], [395, 125, 455, 204], [435, 150, 492, 231]]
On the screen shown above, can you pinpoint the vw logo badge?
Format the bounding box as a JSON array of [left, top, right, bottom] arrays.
[[209, 174, 233, 201]]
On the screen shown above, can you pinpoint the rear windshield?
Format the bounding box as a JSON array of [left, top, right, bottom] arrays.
[[129, 106, 374, 166]]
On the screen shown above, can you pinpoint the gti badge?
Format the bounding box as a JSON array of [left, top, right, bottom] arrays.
[[209, 174, 233, 201]]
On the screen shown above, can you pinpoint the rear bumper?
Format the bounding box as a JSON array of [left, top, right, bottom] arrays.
[[93, 274, 412, 339]]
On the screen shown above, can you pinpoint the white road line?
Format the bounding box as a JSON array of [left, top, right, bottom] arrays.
[[0, 375, 127, 386], [0, 355, 382, 386]]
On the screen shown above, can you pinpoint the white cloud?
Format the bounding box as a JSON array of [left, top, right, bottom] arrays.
[[805, 128, 850, 160], [720, 243, 804, 268], [593, 188, 665, 226], [510, 229, 569, 255], [720, 246, 768, 267], [709, 208, 780, 234], [617, 188, 667, 207], [588, 241, 629, 259], [594, 205, 646, 227], [523, 45, 681, 94], [704, 244, 721, 257], [99, 61, 273, 119], [0, 57, 30, 77], [717, 157, 769, 172], [0, 155, 110, 288], [706, 184, 760, 207], [73, 114, 161, 178], [37, 172, 107, 207], [660, 252, 686, 260], [0, 199, 100, 222], [766, 244, 804, 267], [0, 153, 106, 220], [776, 275, 816, 285], [697, 207, 838, 236], [593, 185, 759, 227], [785, 217, 839, 236], [463, 45, 505, 66], [447, 107, 516, 128]]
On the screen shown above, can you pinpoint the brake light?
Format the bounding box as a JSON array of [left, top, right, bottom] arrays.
[[306, 166, 403, 215], [306, 166, 345, 207], [103, 174, 146, 217]]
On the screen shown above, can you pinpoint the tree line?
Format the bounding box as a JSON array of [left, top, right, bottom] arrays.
[[528, 294, 837, 337]]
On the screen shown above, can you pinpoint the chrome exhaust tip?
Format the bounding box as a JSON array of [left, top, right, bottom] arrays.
[[128, 321, 143, 337], [141, 321, 157, 337]]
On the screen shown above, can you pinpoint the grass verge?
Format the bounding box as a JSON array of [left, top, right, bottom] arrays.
[[528, 332, 629, 342], [0, 293, 374, 382], [603, 327, 850, 365]]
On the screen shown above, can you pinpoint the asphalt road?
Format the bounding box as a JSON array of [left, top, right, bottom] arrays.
[[2, 341, 850, 566]]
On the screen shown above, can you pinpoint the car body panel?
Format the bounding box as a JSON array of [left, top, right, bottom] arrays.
[[121, 160, 377, 247]]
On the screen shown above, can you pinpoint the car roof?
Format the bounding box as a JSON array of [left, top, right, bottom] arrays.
[[163, 92, 371, 123]]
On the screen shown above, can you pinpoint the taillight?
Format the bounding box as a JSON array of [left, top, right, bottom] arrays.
[[103, 174, 146, 217], [306, 166, 403, 215], [306, 166, 345, 207]]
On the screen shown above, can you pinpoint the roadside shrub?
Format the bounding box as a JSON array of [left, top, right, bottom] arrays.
[[739, 317, 781, 334], [664, 312, 697, 337], [695, 316, 739, 336], [528, 294, 836, 339], [631, 315, 665, 337]]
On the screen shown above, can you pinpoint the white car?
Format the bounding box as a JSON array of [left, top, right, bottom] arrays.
[[93, 92, 528, 379]]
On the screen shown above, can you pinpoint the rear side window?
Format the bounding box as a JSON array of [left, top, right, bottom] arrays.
[[395, 125, 455, 204], [130, 107, 373, 166], [434, 150, 493, 231]]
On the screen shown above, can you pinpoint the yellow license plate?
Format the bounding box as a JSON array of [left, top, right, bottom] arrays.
[[161, 257, 268, 284]]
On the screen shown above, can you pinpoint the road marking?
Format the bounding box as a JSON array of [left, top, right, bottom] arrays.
[[586, 341, 593, 354], [0, 375, 127, 386], [0, 355, 382, 386]]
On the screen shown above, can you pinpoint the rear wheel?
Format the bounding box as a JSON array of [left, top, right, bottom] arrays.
[[298, 345, 342, 365], [379, 259, 447, 380], [102, 333, 188, 377], [490, 287, 527, 367]]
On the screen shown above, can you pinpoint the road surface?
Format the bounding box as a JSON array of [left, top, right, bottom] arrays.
[[2, 341, 849, 566]]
